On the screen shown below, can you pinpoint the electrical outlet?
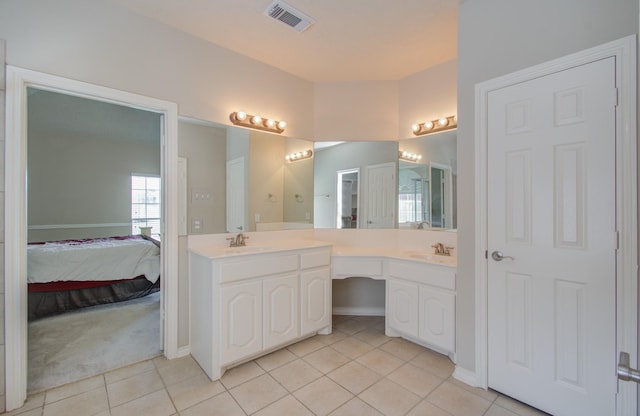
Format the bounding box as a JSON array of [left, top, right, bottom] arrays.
[[192, 218, 202, 231], [191, 188, 212, 202]]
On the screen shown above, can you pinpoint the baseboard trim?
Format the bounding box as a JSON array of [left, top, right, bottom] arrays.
[[452, 365, 478, 387], [332, 306, 385, 316]]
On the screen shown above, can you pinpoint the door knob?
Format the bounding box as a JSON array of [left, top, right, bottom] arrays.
[[491, 251, 514, 261], [618, 352, 640, 383]]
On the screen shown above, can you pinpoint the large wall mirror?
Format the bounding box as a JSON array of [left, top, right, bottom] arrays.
[[179, 117, 456, 234], [397, 130, 457, 230]]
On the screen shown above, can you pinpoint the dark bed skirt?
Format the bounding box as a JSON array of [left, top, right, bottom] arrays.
[[28, 276, 160, 320]]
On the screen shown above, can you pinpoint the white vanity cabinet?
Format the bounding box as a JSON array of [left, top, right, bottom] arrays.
[[220, 279, 263, 364], [387, 279, 419, 338], [300, 249, 332, 335], [190, 244, 332, 381], [386, 260, 456, 353], [263, 273, 299, 351]]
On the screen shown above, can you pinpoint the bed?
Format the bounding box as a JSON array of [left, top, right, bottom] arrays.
[[27, 235, 161, 320]]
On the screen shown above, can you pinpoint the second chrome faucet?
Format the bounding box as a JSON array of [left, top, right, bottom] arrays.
[[432, 242, 454, 256]]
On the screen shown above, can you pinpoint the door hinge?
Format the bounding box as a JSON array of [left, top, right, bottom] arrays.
[[613, 87, 619, 107], [614, 230, 619, 251], [485, 250, 488, 259]]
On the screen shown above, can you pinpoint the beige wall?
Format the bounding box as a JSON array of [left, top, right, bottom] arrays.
[[456, 0, 638, 373], [314, 81, 399, 141], [398, 59, 457, 140]]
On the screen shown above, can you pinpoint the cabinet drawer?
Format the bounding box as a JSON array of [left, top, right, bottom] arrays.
[[388, 260, 455, 290], [332, 257, 383, 278], [300, 249, 331, 269], [220, 254, 298, 283]]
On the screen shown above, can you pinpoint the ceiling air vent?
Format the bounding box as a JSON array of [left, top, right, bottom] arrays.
[[264, 1, 315, 33]]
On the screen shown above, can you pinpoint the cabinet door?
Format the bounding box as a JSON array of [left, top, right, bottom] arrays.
[[387, 279, 419, 338], [263, 273, 299, 350], [300, 267, 331, 335], [418, 285, 455, 352], [220, 280, 262, 365]]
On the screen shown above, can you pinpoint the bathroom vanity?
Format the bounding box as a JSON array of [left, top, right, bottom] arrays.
[[189, 232, 456, 381], [189, 240, 333, 380], [331, 247, 456, 354]]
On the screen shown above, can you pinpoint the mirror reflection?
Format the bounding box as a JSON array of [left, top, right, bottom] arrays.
[[225, 128, 315, 232], [179, 118, 456, 234], [398, 130, 457, 230], [313, 141, 399, 229]]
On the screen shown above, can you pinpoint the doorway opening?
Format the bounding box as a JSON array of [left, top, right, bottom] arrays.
[[336, 168, 359, 229], [5, 66, 179, 411], [25, 88, 163, 392]]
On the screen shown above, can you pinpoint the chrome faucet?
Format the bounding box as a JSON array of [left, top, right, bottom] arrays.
[[432, 242, 454, 256], [227, 233, 249, 247]]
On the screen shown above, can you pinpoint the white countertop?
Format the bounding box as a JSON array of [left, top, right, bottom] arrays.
[[188, 239, 333, 259], [331, 245, 456, 267], [188, 239, 456, 268]]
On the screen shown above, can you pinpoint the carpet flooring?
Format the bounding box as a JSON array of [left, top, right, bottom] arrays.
[[28, 291, 162, 393]]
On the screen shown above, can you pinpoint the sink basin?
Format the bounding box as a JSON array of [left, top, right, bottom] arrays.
[[409, 253, 438, 261], [223, 246, 271, 255], [404, 251, 456, 265]]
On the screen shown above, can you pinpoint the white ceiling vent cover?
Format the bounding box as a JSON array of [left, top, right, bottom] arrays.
[[264, 1, 315, 33]]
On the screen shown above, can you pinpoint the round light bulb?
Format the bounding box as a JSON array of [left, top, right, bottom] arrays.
[[411, 124, 420, 133], [277, 120, 287, 130], [453, 115, 457, 123], [251, 115, 262, 125], [417, 155, 422, 160], [266, 119, 276, 128], [424, 121, 434, 130], [236, 111, 247, 121], [438, 118, 448, 127]]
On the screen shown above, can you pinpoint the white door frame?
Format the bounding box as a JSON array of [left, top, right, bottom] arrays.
[[4, 66, 180, 411], [474, 35, 637, 414]]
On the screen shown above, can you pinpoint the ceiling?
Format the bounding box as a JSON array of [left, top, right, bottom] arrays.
[[112, 0, 458, 83]]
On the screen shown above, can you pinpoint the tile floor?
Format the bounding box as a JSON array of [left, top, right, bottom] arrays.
[[5, 315, 550, 416]]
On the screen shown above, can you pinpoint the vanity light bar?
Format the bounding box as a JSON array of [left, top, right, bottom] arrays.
[[285, 149, 313, 162], [230, 111, 287, 134], [411, 115, 457, 136], [399, 150, 422, 162]]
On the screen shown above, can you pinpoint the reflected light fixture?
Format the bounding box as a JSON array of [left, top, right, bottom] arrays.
[[230, 111, 286, 134], [399, 150, 422, 162], [411, 115, 457, 136], [285, 149, 313, 162]]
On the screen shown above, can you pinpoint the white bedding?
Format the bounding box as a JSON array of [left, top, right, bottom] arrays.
[[27, 237, 160, 284]]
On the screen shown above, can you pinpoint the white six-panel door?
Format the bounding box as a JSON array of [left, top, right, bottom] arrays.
[[365, 162, 396, 228], [487, 57, 617, 415]]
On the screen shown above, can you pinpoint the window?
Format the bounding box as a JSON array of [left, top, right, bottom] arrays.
[[398, 178, 429, 224], [131, 175, 161, 235]]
